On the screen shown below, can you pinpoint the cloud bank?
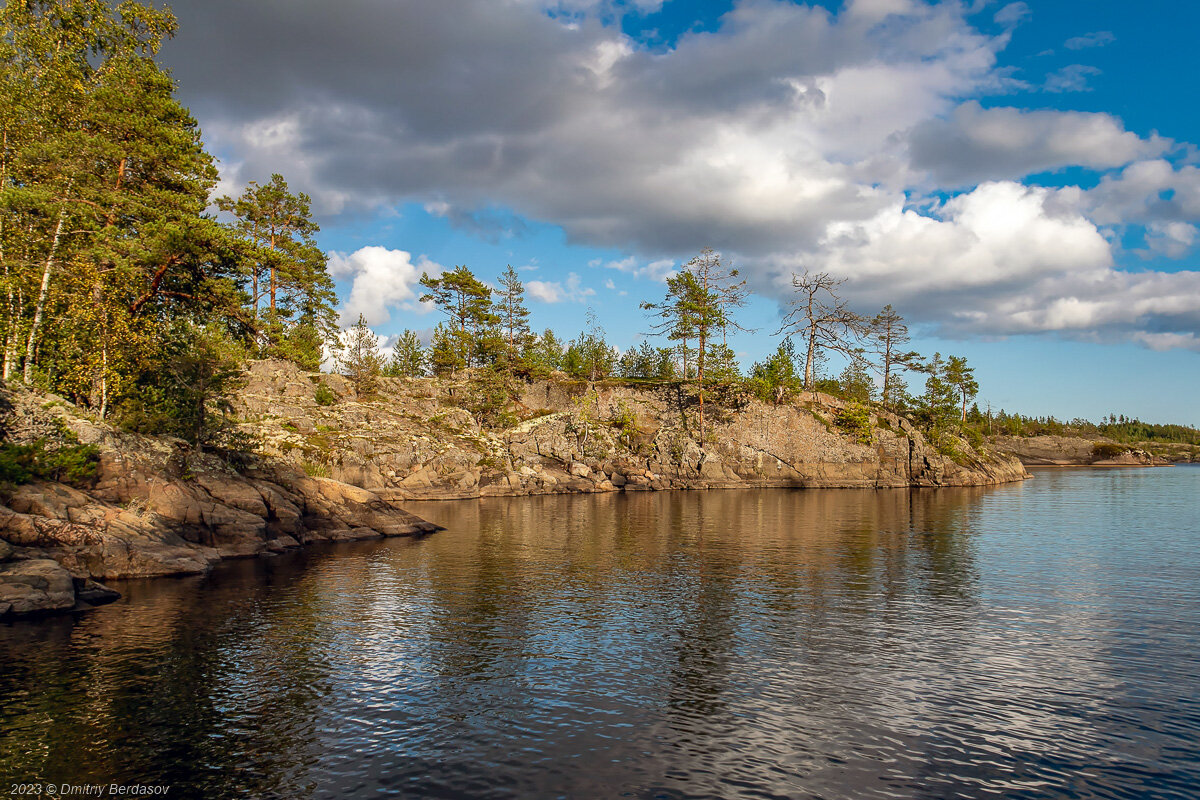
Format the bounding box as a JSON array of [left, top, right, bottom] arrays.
[[165, 0, 1200, 348]]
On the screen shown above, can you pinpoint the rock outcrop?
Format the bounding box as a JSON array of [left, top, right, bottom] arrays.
[[990, 435, 1171, 466], [236, 359, 1029, 500], [1, 362, 1033, 618], [0, 385, 440, 618]]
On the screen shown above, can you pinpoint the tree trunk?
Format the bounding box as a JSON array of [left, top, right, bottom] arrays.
[[804, 326, 817, 392], [24, 208, 66, 384]]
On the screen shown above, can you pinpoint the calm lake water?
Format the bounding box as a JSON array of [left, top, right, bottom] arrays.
[[2, 467, 1199, 799]]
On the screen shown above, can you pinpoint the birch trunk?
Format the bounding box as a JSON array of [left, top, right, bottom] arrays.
[[23, 208, 66, 383]]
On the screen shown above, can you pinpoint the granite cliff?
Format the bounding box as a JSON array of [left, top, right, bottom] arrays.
[[0, 360, 1029, 618], [237, 359, 1028, 498]]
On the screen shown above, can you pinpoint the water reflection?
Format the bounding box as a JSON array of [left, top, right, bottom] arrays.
[[2, 475, 1199, 799]]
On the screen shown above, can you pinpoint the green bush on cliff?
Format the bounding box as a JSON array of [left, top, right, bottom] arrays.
[[834, 402, 874, 446], [1092, 442, 1128, 460], [0, 440, 99, 490], [314, 383, 338, 406]]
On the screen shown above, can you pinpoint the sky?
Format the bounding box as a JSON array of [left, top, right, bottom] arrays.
[[159, 0, 1200, 424]]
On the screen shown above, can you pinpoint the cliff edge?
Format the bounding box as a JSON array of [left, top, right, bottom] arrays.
[[237, 360, 1029, 500], [0, 384, 438, 618]]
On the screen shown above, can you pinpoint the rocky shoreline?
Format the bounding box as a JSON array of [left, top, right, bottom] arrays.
[[1, 363, 1031, 618], [0, 385, 439, 618], [989, 434, 1187, 467]]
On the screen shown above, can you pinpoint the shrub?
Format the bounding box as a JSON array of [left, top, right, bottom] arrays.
[[834, 401, 874, 445], [1092, 442, 1128, 460], [609, 401, 639, 449], [314, 383, 337, 406], [0, 440, 99, 489]]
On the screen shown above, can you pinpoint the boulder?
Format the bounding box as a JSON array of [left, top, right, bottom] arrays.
[[0, 559, 76, 616]]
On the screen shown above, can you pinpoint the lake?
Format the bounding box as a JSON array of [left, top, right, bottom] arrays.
[[2, 467, 1198, 799]]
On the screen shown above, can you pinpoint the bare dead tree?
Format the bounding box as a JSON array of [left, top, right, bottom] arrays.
[[775, 270, 865, 393]]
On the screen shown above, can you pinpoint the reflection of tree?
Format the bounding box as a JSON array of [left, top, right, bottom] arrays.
[[0, 483, 1007, 798]]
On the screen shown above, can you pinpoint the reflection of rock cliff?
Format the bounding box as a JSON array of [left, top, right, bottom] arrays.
[[0, 384, 438, 618], [990, 435, 1173, 466], [238, 359, 1028, 500]]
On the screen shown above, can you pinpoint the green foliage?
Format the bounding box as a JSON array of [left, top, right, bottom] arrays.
[[521, 329, 565, 377], [564, 311, 616, 381], [704, 342, 741, 383], [314, 382, 337, 406], [114, 322, 248, 448], [609, 401, 640, 448], [868, 305, 921, 411], [989, 410, 1200, 446], [834, 401, 874, 445], [383, 329, 427, 378], [837, 356, 875, 404], [748, 340, 802, 404], [0, 430, 99, 489], [619, 340, 677, 380], [419, 265, 496, 370], [916, 352, 959, 428], [496, 265, 532, 359], [463, 366, 519, 429], [217, 174, 338, 364], [340, 314, 383, 395], [564, 387, 604, 456], [1092, 442, 1128, 460]]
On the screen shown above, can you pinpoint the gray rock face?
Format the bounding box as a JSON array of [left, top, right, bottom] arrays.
[[991, 435, 1169, 466], [229, 360, 1028, 501], [0, 383, 442, 618], [0, 559, 76, 617]]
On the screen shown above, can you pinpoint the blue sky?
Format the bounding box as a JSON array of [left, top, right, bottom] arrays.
[[164, 0, 1200, 424]]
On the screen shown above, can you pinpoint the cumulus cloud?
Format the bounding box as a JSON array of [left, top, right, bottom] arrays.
[[909, 102, 1168, 186], [329, 247, 443, 326], [592, 256, 677, 282], [160, 0, 1200, 350], [526, 272, 596, 303]]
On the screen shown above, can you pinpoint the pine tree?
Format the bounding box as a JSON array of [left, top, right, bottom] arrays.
[[217, 174, 337, 365], [495, 265, 531, 360], [868, 305, 921, 411], [419, 265, 495, 370], [340, 314, 383, 395], [384, 329, 427, 378], [749, 340, 802, 404], [944, 355, 979, 424], [641, 249, 743, 438], [0, 0, 247, 422]]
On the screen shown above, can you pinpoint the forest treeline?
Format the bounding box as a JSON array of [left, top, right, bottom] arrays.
[[340, 254, 984, 452], [3, 1, 1194, 456], [0, 1, 337, 446]]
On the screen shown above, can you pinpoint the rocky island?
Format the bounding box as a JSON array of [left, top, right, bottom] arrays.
[[0, 360, 1029, 618]]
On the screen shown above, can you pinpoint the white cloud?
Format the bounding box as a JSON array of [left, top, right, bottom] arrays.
[[1044, 64, 1101, 93], [993, 2, 1031, 27], [780, 182, 1200, 343], [598, 256, 676, 282], [1065, 31, 1115, 50], [329, 247, 443, 326], [165, 0, 1200, 351], [526, 272, 596, 303], [909, 102, 1168, 186]]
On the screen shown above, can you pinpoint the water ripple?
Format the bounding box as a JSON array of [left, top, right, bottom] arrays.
[[1, 469, 1199, 799]]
